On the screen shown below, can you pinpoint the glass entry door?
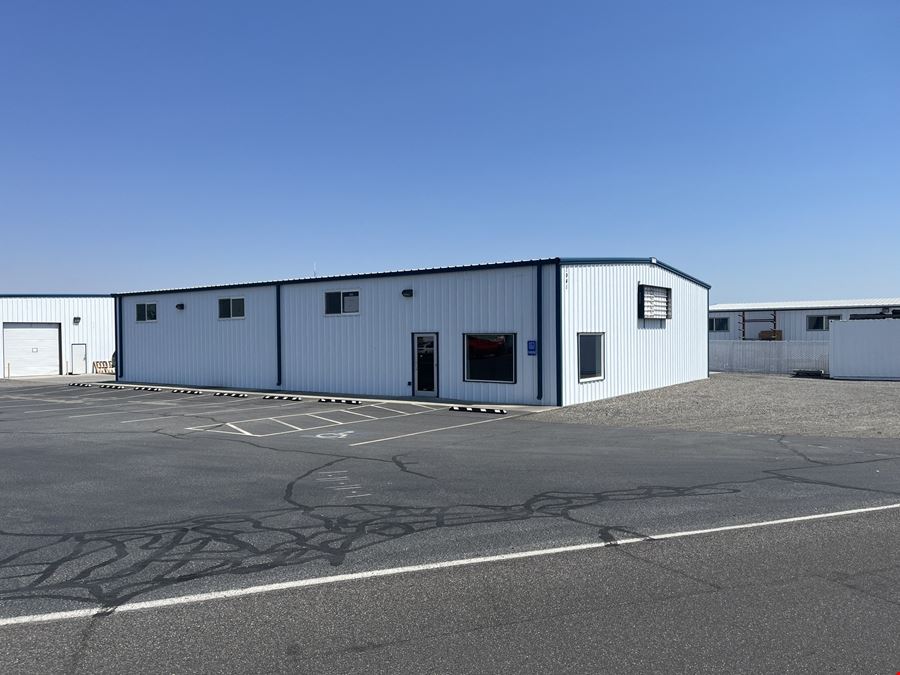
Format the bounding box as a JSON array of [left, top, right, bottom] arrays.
[[413, 333, 438, 397]]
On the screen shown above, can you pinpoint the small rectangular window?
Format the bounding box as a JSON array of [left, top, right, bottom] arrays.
[[807, 315, 825, 331], [638, 285, 671, 321], [218, 298, 245, 319], [578, 333, 604, 381], [325, 290, 359, 316], [464, 333, 516, 383], [709, 317, 729, 332], [136, 303, 156, 322]]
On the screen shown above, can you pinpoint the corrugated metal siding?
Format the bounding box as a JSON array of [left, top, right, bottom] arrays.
[[120, 266, 558, 404], [0, 297, 115, 377], [560, 263, 708, 405], [709, 309, 849, 342], [830, 320, 900, 380], [281, 265, 557, 405], [120, 287, 278, 388]]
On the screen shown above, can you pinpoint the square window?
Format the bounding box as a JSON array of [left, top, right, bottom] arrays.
[[807, 315, 825, 331], [464, 334, 516, 383], [136, 303, 156, 322], [218, 298, 245, 320], [709, 317, 729, 332], [578, 333, 604, 381], [325, 290, 360, 315]]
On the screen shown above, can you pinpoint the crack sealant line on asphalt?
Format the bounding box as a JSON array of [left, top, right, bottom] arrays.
[[2, 501, 899, 629]]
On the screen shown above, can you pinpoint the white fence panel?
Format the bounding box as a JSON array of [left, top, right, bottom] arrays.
[[830, 320, 900, 380], [710, 340, 829, 374]]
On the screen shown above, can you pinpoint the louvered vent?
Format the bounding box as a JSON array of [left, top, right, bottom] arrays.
[[638, 285, 672, 320]]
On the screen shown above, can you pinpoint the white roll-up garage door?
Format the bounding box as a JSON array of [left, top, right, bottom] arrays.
[[2, 323, 61, 377]]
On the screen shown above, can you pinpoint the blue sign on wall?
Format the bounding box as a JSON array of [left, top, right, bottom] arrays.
[[527, 340, 537, 356]]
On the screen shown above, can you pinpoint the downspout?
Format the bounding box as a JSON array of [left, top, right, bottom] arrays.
[[115, 296, 123, 381], [536, 263, 543, 401], [276, 284, 283, 387], [555, 261, 563, 406]]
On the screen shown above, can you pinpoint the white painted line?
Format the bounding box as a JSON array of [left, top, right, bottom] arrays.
[[223, 423, 252, 436], [342, 410, 378, 419], [271, 418, 305, 431], [345, 493, 373, 498], [350, 414, 517, 446], [119, 401, 309, 424], [370, 404, 412, 415], [305, 413, 342, 425], [1, 501, 899, 628]]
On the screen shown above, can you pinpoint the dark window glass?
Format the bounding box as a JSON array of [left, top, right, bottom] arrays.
[[136, 304, 146, 322], [709, 317, 729, 332], [465, 334, 515, 383], [578, 334, 603, 380], [231, 298, 245, 318], [807, 316, 825, 331], [325, 292, 342, 315], [219, 299, 231, 319], [146, 304, 157, 321], [342, 291, 359, 313]]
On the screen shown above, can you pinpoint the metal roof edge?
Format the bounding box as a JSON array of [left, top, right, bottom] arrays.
[[710, 299, 900, 312], [558, 257, 711, 290], [0, 293, 113, 299], [112, 258, 561, 297]]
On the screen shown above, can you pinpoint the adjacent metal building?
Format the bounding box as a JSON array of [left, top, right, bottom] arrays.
[[114, 258, 710, 406], [708, 298, 900, 342], [1, 296, 116, 377]]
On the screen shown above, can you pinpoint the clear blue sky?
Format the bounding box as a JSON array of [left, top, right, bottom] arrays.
[[1, 1, 898, 302]]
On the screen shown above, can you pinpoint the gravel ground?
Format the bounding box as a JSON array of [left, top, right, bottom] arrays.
[[542, 372, 900, 438]]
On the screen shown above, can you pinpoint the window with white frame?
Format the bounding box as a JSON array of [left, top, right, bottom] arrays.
[[136, 303, 157, 322], [218, 297, 245, 319], [325, 291, 360, 315], [806, 314, 841, 331], [578, 333, 604, 381], [464, 333, 516, 383], [708, 317, 729, 332]]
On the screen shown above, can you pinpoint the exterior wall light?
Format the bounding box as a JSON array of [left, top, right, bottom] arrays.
[[73, 317, 81, 325], [401, 289, 414, 298], [176, 303, 185, 310]]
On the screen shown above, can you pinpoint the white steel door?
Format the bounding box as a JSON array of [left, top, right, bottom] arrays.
[[71, 343, 88, 375], [3, 323, 60, 377], [413, 333, 438, 397]]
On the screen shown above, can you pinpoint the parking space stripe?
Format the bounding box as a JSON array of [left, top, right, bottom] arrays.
[[119, 401, 309, 424], [349, 414, 520, 446], [342, 410, 378, 419], [271, 418, 305, 431]]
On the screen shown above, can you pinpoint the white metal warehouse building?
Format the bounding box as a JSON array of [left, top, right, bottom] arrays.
[[708, 298, 900, 342], [1, 295, 116, 378], [114, 258, 710, 406]]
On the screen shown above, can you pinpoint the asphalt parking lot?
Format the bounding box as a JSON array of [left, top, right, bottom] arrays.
[[2, 376, 900, 673]]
